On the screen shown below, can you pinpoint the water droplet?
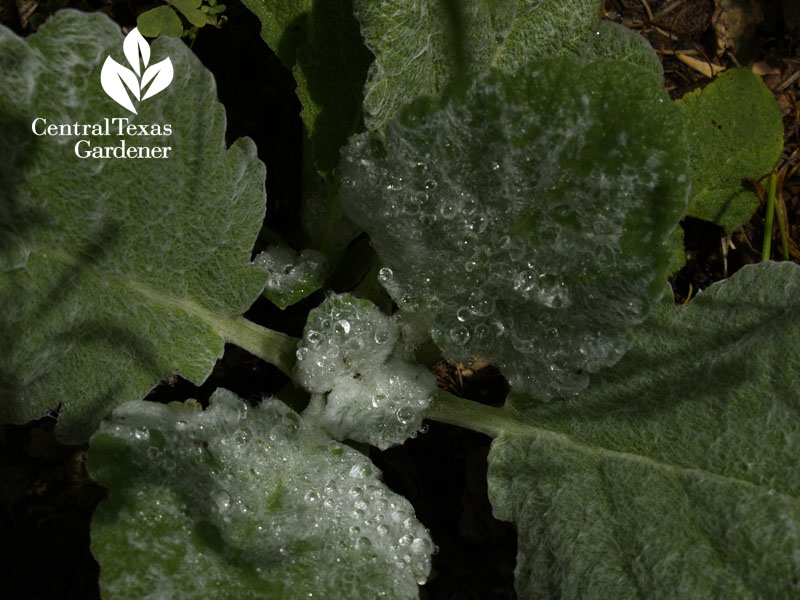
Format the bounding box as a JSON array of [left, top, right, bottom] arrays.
[[214, 491, 231, 512], [439, 203, 457, 219], [396, 406, 415, 425], [378, 267, 393, 282], [335, 319, 351, 335], [411, 537, 432, 554], [345, 337, 364, 351], [448, 325, 470, 345], [468, 290, 495, 316], [493, 321, 506, 336], [349, 464, 370, 479], [304, 490, 321, 504]]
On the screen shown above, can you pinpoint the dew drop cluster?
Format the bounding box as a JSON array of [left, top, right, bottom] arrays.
[[295, 294, 436, 449], [91, 389, 433, 599], [340, 58, 688, 400], [253, 246, 327, 309]]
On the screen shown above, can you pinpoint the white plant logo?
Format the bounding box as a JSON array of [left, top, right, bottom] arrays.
[[101, 28, 173, 115]]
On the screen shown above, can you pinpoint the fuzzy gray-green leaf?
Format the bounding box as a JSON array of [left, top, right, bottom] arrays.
[[489, 262, 800, 599], [0, 11, 266, 442], [241, 0, 371, 175], [354, 0, 602, 130], [237, 0, 310, 67], [295, 294, 435, 449], [572, 20, 662, 81], [293, 0, 372, 175], [89, 389, 433, 599], [341, 58, 688, 400]]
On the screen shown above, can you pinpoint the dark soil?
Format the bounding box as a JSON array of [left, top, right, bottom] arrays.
[[1, 1, 799, 598]]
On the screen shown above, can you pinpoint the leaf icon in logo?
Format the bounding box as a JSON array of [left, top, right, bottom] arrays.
[[100, 27, 174, 114], [101, 57, 140, 114], [141, 58, 174, 101], [123, 27, 150, 76]]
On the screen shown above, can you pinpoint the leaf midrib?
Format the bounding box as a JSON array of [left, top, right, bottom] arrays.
[[500, 420, 780, 496], [430, 391, 797, 501], [40, 246, 235, 322], [27, 247, 297, 375]]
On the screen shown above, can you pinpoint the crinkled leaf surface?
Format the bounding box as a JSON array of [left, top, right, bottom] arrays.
[[89, 389, 433, 599], [489, 262, 800, 599], [573, 21, 662, 81], [304, 356, 435, 450], [677, 68, 783, 232], [237, 0, 310, 68], [241, 0, 371, 175], [295, 293, 397, 394], [491, 0, 602, 69], [0, 11, 267, 442], [354, 0, 602, 130], [292, 0, 372, 174], [341, 59, 689, 400], [295, 294, 435, 449]]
